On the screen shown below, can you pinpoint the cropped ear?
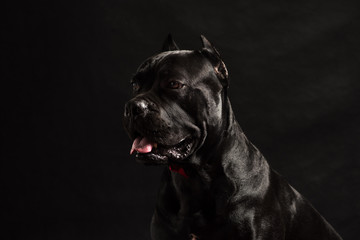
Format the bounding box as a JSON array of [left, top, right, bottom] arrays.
[[200, 35, 229, 87], [161, 34, 180, 52]]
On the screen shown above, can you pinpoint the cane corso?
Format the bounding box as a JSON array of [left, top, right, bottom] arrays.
[[123, 35, 343, 240]]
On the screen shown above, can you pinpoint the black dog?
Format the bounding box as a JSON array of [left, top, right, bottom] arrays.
[[123, 35, 342, 240]]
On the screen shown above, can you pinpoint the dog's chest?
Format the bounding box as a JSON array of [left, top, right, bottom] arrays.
[[171, 174, 235, 235], [172, 174, 210, 214]]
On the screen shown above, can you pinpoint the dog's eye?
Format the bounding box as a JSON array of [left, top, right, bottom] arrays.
[[131, 82, 140, 92], [167, 80, 184, 89]]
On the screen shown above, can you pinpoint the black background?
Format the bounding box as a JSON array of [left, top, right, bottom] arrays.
[[2, 0, 360, 239]]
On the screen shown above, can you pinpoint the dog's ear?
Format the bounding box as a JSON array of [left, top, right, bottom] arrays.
[[161, 34, 180, 52], [200, 35, 229, 87]]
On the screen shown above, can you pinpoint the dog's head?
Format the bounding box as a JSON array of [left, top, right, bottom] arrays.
[[123, 35, 229, 166]]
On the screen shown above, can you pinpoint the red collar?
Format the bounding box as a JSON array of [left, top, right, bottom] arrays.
[[169, 164, 188, 178]]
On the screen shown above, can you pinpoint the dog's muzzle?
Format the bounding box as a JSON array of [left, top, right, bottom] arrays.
[[124, 98, 198, 165]]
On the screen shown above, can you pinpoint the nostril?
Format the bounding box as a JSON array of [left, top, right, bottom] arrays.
[[133, 105, 142, 116], [124, 103, 130, 117]]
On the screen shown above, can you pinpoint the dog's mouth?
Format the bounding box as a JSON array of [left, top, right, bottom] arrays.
[[130, 136, 195, 165]]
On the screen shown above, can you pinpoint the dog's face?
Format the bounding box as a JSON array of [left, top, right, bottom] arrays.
[[123, 36, 228, 165]]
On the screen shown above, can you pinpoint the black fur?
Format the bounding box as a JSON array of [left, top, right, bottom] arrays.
[[123, 35, 342, 240]]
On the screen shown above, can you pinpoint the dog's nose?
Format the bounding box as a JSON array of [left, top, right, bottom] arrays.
[[124, 99, 150, 118]]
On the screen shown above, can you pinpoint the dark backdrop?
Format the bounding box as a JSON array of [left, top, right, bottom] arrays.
[[2, 0, 359, 239]]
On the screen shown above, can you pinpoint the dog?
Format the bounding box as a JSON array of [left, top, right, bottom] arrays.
[[123, 35, 343, 240]]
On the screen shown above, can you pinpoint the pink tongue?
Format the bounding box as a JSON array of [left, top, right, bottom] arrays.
[[130, 137, 153, 154]]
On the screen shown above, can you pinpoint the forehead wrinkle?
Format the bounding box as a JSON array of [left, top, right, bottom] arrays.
[[155, 50, 194, 70], [135, 50, 193, 78], [158, 52, 210, 85]]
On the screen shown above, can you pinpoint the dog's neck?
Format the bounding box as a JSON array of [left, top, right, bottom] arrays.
[[188, 97, 270, 198], [170, 99, 270, 217]]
